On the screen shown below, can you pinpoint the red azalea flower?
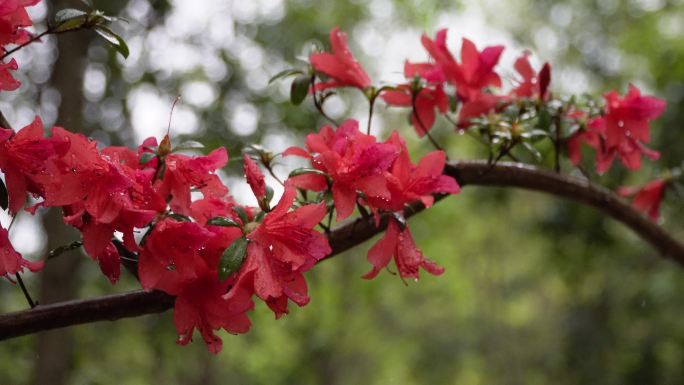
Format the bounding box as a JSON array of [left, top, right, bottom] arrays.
[[565, 109, 615, 171], [0, 58, 19, 91], [369, 131, 460, 211], [139, 218, 224, 294], [310, 27, 371, 91], [585, 85, 665, 173], [174, 269, 253, 354], [511, 52, 551, 100], [567, 85, 665, 174], [382, 61, 449, 137], [0, 225, 43, 278], [155, 147, 229, 215], [382, 85, 448, 136], [420, 30, 504, 102], [0, 123, 164, 282], [243, 154, 267, 203], [139, 216, 251, 353], [618, 178, 668, 221], [565, 109, 591, 167], [102, 147, 137, 167], [228, 241, 310, 319], [228, 182, 330, 318], [190, 196, 240, 226], [62, 164, 161, 283], [603, 85, 666, 149], [362, 132, 457, 281], [38, 133, 165, 283], [284, 119, 398, 220], [88, 243, 121, 284], [457, 93, 504, 128], [404, 60, 446, 84], [248, 182, 330, 271], [0, 117, 69, 213], [412, 30, 506, 127], [38, 126, 110, 207], [0, 0, 39, 47], [566, 130, 593, 168], [572, 120, 659, 174], [363, 218, 444, 281]]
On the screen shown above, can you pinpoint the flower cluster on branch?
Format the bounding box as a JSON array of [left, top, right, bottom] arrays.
[[0, 3, 681, 353]]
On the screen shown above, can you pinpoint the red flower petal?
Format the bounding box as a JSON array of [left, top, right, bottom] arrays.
[[243, 154, 266, 202], [363, 219, 400, 279]]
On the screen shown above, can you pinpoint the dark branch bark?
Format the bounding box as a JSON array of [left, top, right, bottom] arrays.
[[0, 290, 175, 340], [1, 160, 682, 340], [447, 161, 684, 264]]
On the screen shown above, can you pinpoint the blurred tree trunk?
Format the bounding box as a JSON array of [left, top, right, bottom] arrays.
[[31, 1, 91, 384]]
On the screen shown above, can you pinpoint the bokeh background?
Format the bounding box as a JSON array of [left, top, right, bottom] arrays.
[[1, 0, 684, 384]]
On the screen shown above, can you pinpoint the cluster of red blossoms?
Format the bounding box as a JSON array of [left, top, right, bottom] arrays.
[[0, 10, 675, 354], [0, 0, 38, 91], [284, 119, 459, 279], [312, 27, 551, 136], [0, 11, 460, 351], [309, 27, 670, 220], [0, 112, 459, 352]]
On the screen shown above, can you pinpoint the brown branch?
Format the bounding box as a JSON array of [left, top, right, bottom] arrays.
[[0, 290, 175, 340], [448, 161, 684, 264], [1, 160, 682, 340]]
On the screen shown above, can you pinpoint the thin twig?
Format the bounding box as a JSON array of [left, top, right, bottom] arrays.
[[1, 29, 52, 60], [167, 94, 182, 137], [15, 273, 36, 308], [264, 164, 285, 187], [311, 75, 339, 126], [47, 241, 83, 260], [553, 107, 564, 173], [366, 93, 377, 135]]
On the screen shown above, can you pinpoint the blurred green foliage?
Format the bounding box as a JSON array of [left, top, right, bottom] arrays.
[[1, 0, 684, 384]]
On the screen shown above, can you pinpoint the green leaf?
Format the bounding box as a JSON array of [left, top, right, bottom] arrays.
[[565, 123, 581, 138], [448, 94, 460, 112], [232, 206, 249, 225], [139, 152, 156, 165], [492, 130, 512, 140], [265, 186, 274, 202], [54, 9, 87, 32], [289, 167, 328, 178], [537, 108, 552, 131], [55, 8, 87, 23], [157, 162, 166, 180], [218, 237, 249, 280], [173, 140, 205, 152], [167, 213, 191, 222], [520, 129, 551, 140], [529, 129, 551, 138], [259, 186, 274, 212], [268, 69, 303, 85], [290, 75, 310, 105], [93, 26, 129, 59], [86, 10, 113, 26], [206, 217, 241, 227], [521, 141, 542, 162], [0, 178, 7, 211]]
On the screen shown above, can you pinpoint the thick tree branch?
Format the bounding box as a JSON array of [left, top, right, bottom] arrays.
[[447, 161, 684, 264], [0, 160, 682, 340]]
